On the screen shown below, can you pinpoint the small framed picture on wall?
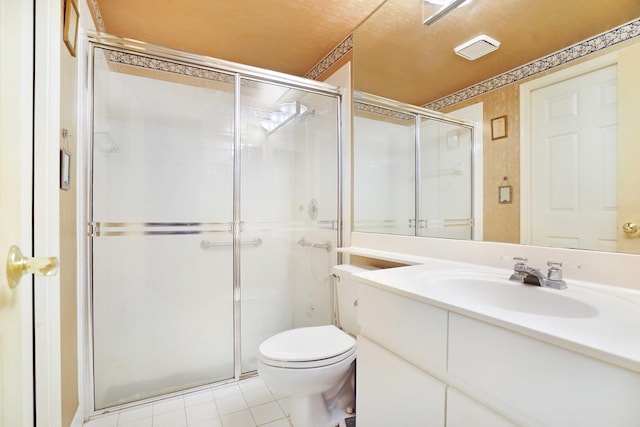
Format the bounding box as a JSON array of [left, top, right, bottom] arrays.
[[63, 0, 79, 57], [491, 115, 508, 140]]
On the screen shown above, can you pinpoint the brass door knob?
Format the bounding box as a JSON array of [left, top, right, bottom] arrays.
[[6, 245, 58, 289], [622, 222, 639, 235]]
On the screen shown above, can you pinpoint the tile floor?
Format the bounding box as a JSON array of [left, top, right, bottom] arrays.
[[83, 377, 292, 427]]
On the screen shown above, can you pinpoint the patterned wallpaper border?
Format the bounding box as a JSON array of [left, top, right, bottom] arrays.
[[424, 19, 640, 111], [304, 34, 353, 80], [106, 50, 273, 119], [354, 101, 414, 121], [108, 50, 236, 84], [88, 0, 106, 32]]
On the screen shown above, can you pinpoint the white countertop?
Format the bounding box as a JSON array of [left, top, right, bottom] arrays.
[[349, 256, 640, 373]]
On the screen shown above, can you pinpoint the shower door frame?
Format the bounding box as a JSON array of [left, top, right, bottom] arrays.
[[82, 32, 344, 416]]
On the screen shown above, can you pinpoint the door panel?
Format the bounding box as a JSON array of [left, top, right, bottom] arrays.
[[0, 0, 34, 425], [531, 65, 618, 251]]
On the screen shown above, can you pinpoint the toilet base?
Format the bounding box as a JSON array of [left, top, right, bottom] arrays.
[[290, 393, 330, 427], [288, 364, 355, 427], [289, 394, 353, 427]]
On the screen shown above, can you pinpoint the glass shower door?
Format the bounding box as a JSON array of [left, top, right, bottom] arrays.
[[418, 118, 473, 239], [238, 80, 341, 373], [353, 104, 416, 235], [91, 47, 236, 409]]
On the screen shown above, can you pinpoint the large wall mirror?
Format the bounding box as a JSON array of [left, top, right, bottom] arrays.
[[350, 0, 640, 255]]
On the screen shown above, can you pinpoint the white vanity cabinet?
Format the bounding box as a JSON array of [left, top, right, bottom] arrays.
[[357, 336, 446, 426], [356, 281, 640, 426], [357, 284, 449, 425], [448, 313, 640, 426]]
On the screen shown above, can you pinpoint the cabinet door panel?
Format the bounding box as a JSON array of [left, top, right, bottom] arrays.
[[359, 284, 447, 371], [448, 313, 640, 426], [446, 388, 517, 427], [357, 336, 445, 427]]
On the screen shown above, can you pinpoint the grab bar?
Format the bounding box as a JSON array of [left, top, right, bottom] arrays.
[[200, 238, 262, 250], [297, 237, 332, 253]]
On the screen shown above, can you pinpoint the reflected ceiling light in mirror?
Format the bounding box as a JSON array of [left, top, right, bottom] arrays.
[[423, 0, 471, 26], [261, 101, 308, 135]]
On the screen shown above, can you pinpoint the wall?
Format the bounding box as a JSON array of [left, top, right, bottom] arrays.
[[441, 36, 640, 244], [617, 42, 640, 253], [60, 3, 79, 425]]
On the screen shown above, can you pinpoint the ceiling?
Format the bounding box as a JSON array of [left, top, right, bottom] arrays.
[[93, 0, 640, 106]]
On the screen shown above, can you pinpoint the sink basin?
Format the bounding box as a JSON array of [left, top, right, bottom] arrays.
[[419, 271, 599, 318]]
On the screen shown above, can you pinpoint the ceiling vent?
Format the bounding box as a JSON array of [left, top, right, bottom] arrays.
[[454, 35, 500, 60]]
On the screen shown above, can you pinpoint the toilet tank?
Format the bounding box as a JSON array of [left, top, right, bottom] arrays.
[[332, 264, 378, 336]]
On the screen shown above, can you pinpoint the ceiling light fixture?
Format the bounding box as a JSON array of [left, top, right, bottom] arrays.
[[261, 101, 308, 135], [423, 0, 470, 26], [454, 34, 501, 60]]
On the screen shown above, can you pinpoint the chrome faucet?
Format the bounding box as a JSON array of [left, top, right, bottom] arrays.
[[508, 258, 567, 290]]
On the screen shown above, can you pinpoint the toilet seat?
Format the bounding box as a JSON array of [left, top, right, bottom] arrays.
[[258, 325, 356, 369]]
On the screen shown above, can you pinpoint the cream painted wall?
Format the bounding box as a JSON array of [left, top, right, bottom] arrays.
[[617, 42, 640, 254], [60, 33, 79, 427]]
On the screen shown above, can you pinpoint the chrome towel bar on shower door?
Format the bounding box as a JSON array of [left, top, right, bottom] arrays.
[[200, 238, 262, 249]]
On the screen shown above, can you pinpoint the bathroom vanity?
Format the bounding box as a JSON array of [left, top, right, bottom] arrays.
[[349, 259, 640, 426]]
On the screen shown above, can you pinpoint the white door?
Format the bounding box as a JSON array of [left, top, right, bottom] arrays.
[[0, 0, 35, 425], [530, 65, 618, 251]]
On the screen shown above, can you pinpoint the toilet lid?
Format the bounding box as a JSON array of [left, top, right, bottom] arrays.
[[259, 325, 355, 363]]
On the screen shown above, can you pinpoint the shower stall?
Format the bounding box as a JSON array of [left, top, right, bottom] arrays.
[[86, 36, 342, 411]]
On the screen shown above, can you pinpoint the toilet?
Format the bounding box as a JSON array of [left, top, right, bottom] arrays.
[[257, 264, 372, 427]]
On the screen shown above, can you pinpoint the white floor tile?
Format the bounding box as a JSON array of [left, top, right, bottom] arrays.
[[83, 413, 119, 427], [189, 418, 223, 427], [186, 401, 219, 425], [118, 406, 153, 424], [152, 408, 187, 427], [276, 398, 291, 417], [117, 417, 152, 427], [153, 396, 185, 415], [220, 409, 257, 427], [261, 419, 291, 427], [213, 383, 242, 400], [250, 402, 284, 426], [216, 393, 248, 416], [238, 377, 266, 393], [267, 386, 289, 400], [185, 390, 215, 407], [242, 386, 275, 407]]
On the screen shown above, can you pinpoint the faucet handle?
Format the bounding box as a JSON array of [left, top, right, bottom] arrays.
[[547, 261, 563, 280]]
